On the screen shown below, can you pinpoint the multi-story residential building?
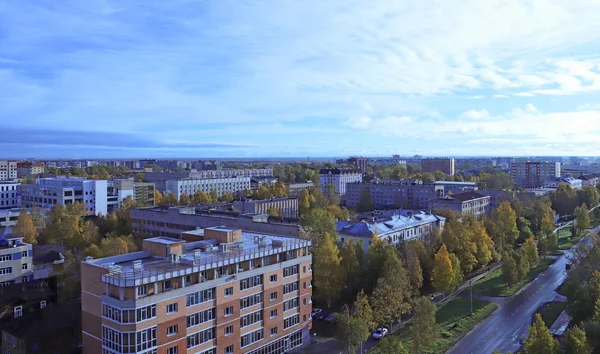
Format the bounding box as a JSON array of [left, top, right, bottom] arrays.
[[147, 170, 273, 192], [319, 169, 362, 197], [19, 178, 109, 215], [578, 174, 600, 187], [166, 177, 252, 200], [347, 157, 368, 173], [345, 180, 444, 210], [16, 161, 45, 178], [421, 158, 455, 176], [285, 182, 314, 197], [107, 179, 156, 209], [1, 300, 81, 354], [81, 228, 313, 354], [434, 181, 478, 195], [0, 161, 18, 181], [0, 181, 20, 209], [429, 191, 491, 216], [233, 198, 299, 218], [0, 232, 33, 286], [131, 206, 300, 239], [367, 156, 407, 167], [0, 209, 20, 228], [134, 182, 156, 206], [511, 161, 561, 188], [337, 210, 445, 251]]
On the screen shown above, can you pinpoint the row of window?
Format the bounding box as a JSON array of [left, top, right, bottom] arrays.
[[240, 309, 263, 328], [0, 267, 12, 275], [186, 288, 215, 306], [241, 275, 263, 290], [241, 328, 264, 348], [102, 304, 157, 324], [102, 326, 157, 354], [187, 328, 215, 349], [187, 308, 215, 328], [283, 297, 299, 311], [283, 265, 299, 278], [241, 292, 263, 309], [283, 281, 299, 294], [284, 314, 300, 329]]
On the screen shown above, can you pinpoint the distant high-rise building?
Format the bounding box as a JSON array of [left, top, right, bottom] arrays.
[[0, 181, 20, 210], [319, 168, 362, 196], [511, 161, 561, 188], [421, 158, 455, 176], [0, 161, 17, 181], [347, 157, 368, 173], [16, 161, 44, 178]]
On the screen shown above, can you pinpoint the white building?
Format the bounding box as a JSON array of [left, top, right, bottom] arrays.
[[0, 182, 20, 210], [0, 161, 17, 181], [19, 177, 108, 215], [0, 230, 33, 286], [319, 168, 363, 196], [165, 177, 251, 199]]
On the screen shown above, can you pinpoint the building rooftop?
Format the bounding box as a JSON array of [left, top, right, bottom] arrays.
[[319, 168, 361, 175], [3, 301, 81, 340], [337, 210, 445, 238], [548, 310, 571, 336], [434, 181, 478, 185], [441, 191, 488, 202]]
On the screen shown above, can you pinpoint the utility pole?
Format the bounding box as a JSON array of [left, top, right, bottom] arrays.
[[470, 279, 473, 315]]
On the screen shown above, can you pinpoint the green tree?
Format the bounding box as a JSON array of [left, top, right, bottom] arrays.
[[266, 207, 280, 217], [356, 188, 374, 213], [450, 252, 463, 288], [300, 208, 337, 249], [487, 201, 520, 252], [502, 252, 518, 285], [523, 313, 558, 354], [370, 337, 409, 354], [523, 236, 540, 267], [411, 297, 437, 354], [432, 243, 455, 294], [339, 240, 361, 295], [550, 183, 578, 216], [515, 249, 530, 281], [220, 191, 234, 202], [179, 193, 190, 206], [209, 188, 219, 203], [313, 232, 343, 308], [371, 250, 411, 332], [577, 185, 600, 209], [563, 326, 591, 354], [134, 173, 146, 182], [193, 190, 211, 204], [336, 291, 375, 353], [14, 209, 38, 244], [575, 205, 591, 237]]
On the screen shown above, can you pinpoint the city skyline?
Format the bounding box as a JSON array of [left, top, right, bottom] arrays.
[[2, 1, 600, 158]]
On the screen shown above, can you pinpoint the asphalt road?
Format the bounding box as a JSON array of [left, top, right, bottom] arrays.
[[447, 239, 590, 354]]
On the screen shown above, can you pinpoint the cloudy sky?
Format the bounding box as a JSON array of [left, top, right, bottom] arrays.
[[2, 0, 600, 158]]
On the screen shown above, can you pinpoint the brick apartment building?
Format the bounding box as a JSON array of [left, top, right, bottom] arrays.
[[421, 158, 455, 176], [81, 227, 312, 354]]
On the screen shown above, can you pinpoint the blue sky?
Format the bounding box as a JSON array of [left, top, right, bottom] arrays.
[[2, 0, 600, 158]]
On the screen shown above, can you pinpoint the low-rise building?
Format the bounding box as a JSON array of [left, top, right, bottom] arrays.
[[429, 191, 491, 217], [319, 168, 362, 196], [146, 169, 273, 192], [233, 198, 299, 218], [81, 229, 312, 354], [0, 181, 20, 210], [545, 177, 583, 190], [250, 176, 278, 189], [434, 181, 478, 194], [166, 177, 252, 200], [0, 229, 33, 286], [286, 182, 314, 196], [578, 174, 600, 187], [337, 210, 445, 251], [345, 180, 444, 210], [16, 161, 45, 178]]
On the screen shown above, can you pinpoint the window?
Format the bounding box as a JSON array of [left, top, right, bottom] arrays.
[[40, 301, 46, 309], [186, 327, 215, 349], [21, 251, 28, 258], [240, 293, 263, 310], [225, 325, 233, 336], [303, 282, 306, 289], [163, 279, 172, 291], [303, 314, 307, 322], [303, 265, 306, 273], [187, 308, 216, 328], [14, 306, 22, 318], [283, 297, 299, 311], [283, 265, 299, 277], [284, 314, 300, 329], [224, 306, 233, 317], [270, 327, 278, 336], [240, 328, 264, 348], [167, 324, 178, 336], [309, 264, 312, 272], [22, 263, 28, 270], [303, 298, 307, 306], [270, 274, 277, 282], [0, 267, 12, 275], [167, 303, 178, 314], [167, 346, 178, 354], [240, 310, 263, 328], [225, 287, 233, 296], [137, 285, 148, 297], [240, 275, 263, 291], [0, 254, 12, 262], [21, 276, 28, 283], [283, 281, 299, 294], [187, 288, 215, 306], [270, 309, 277, 318], [225, 345, 234, 354], [270, 292, 278, 301]]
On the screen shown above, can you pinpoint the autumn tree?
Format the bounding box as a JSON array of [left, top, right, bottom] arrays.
[[220, 191, 234, 203], [313, 232, 343, 308], [14, 209, 38, 244], [575, 205, 591, 237], [335, 291, 374, 354], [300, 208, 337, 249], [154, 189, 163, 205], [179, 193, 190, 206], [432, 243, 456, 294], [404, 243, 424, 293], [523, 313, 558, 354], [339, 240, 362, 297], [563, 326, 591, 354], [193, 190, 211, 204], [523, 236, 540, 267], [577, 185, 600, 210], [515, 249, 530, 281], [166, 193, 178, 205], [209, 188, 219, 203], [472, 219, 494, 265], [371, 337, 409, 354], [502, 252, 518, 285], [411, 297, 437, 354], [442, 220, 478, 275], [487, 201, 520, 252], [298, 189, 311, 216]]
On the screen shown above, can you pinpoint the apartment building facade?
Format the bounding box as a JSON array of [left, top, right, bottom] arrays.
[[421, 158, 455, 176], [347, 157, 368, 173], [0, 236, 33, 286], [233, 198, 299, 218], [147, 170, 273, 192], [130, 206, 300, 239], [0, 181, 20, 209], [319, 169, 362, 196], [81, 228, 312, 354], [16, 161, 45, 178], [285, 182, 314, 197], [166, 177, 252, 200], [19, 178, 109, 215], [345, 180, 444, 210], [0, 161, 17, 181], [429, 191, 491, 217], [511, 161, 561, 188]]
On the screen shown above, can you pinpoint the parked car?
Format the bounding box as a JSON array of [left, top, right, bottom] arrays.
[[314, 311, 329, 320], [310, 308, 323, 319], [323, 312, 336, 322], [372, 327, 388, 339]]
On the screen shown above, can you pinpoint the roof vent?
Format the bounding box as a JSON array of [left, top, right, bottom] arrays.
[[107, 265, 122, 275], [132, 260, 143, 270]]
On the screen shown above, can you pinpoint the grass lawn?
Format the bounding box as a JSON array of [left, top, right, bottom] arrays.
[[557, 227, 583, 250], [539, 302, 567, 327], [471, 257, 556, 297], [395, 297, 498, 354]]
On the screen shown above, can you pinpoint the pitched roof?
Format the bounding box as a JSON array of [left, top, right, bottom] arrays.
[[337, 211, 444, 238], [445, 191, 488, 202]]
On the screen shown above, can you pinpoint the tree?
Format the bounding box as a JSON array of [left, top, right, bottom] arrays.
[[166, 193, 178, 205], [523, 236, 540, 267], [405, 243, 424, 293], [300, 208, 337, 249], [523, 313, 558, 354], [432, 243, 455, 294], [472, 220, 494, 266], [298, 190, 311, 216], [503, 252, 518, 285], [134, 173, 146, 182], [550, 183, 578, 216], [370, 337, 409, 354], [487, 201, 519, 252], [575, 205, 591, 237], [220, 191, 234, 203], [515, 249, 530, 281], [356, 188, 374, 213], [411, 297, 437, 354], [179, 193, 190, 206], [193, 190, 211, 204], [209, 188, 219, 203], [339, 240, 361, 296], [14, 209, 38, 244], [577, 185, 600, 209], [449, 253, 463, 288], [563, 326, 591, 354], [154, 189, 163, 205], [442, 220, 478, 275], [336, 291, 375, 353], [313, 232, 343, 308]]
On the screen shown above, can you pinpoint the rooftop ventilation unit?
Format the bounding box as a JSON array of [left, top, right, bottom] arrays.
[[107, 264, 122, 275], [132, 260, 143, 270]]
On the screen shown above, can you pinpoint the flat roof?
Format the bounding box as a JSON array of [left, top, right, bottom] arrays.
[[144, 237, 184, 245]]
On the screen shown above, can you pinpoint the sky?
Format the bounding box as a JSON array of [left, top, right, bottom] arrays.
[[2, 0, 600, 159]]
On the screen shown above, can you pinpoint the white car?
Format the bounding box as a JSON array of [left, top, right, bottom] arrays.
[[372, 327, 388, 339]]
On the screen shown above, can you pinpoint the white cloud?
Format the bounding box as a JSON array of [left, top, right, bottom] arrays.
[[461, 109, 491, 120], [345, 116, 373, 130], [515, 92, 535, 97], [525, 104, 537, 112], [493, 94, 509, 98]]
